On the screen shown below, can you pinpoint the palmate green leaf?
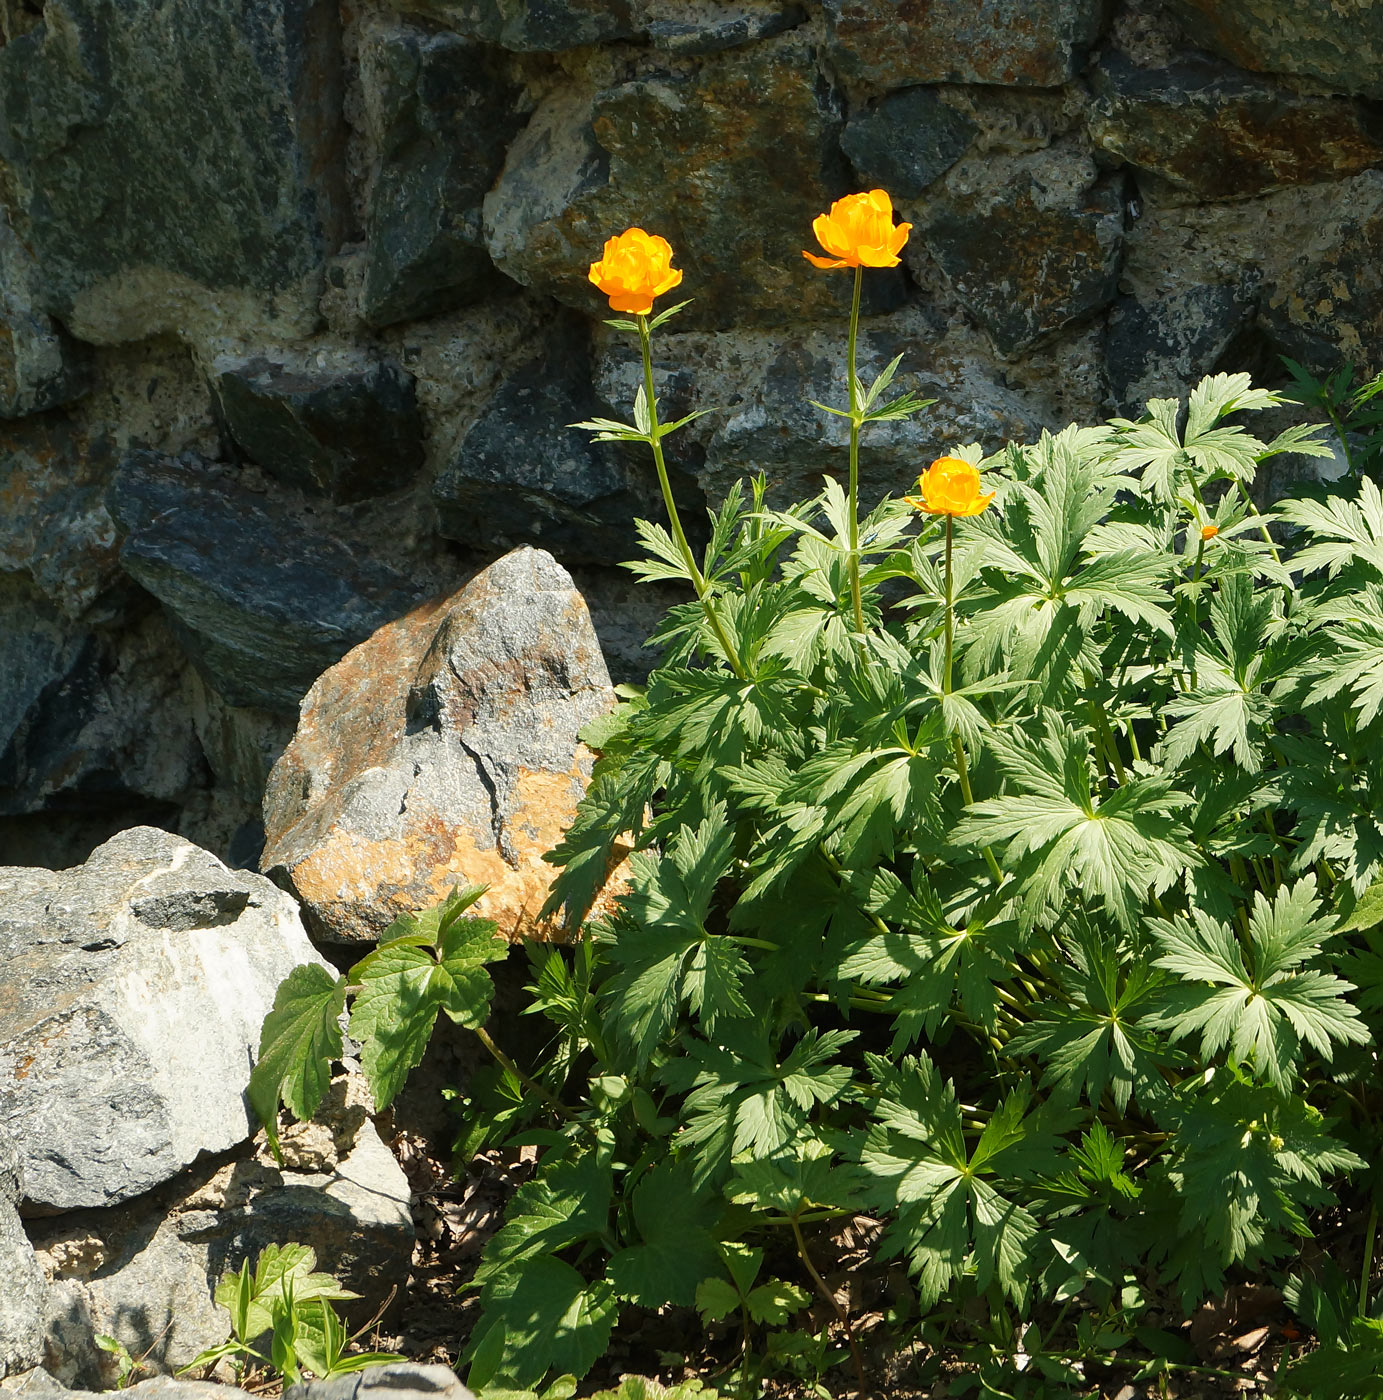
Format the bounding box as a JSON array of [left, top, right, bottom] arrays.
[[663, 1025, 858, 1187], [1280, 476, 1383, 578], [606, 1160, 724, 1307], [247, 962, 347, 1156], [954, 715, 1196, 930], [348, 890, 507, 1110], [467, 1257, 619, 1389], [1147, 880, 1369, 1089], [1299, 584, 1383, 727], [1008, 921, 1177, 1113], [1161, 1072, 1365, 1300], [859, 1053, 1054, 1307], [1284, 1317, 1383, 1399], [212, 1243, 357, 1345]]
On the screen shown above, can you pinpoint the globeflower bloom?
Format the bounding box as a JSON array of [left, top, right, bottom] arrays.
[[588, 228, 683, 315], [1201, 524, 1220, 540], [905, 456, 995, 518], [803, 189, 911, 269]]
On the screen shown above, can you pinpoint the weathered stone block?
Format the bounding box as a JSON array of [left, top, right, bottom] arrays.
[[1106, 275, 1260, 414], [841, 87, 977, 200], [1164, 0, 1383, 98], [107, 453, 420, 711], [646, 1, 806, 55], [0, 827, 331, 1213], [434, 320, 659, 563], [0, 212, 89, 421], [822, 0, 1105, 89], [1089, 53, 1383, 202], [384, 0, 637, 50], [261, 547, 616, 944], [288, 1366, 476, 1400], [0, 0, 346, 345], [701, 310, 1046, 509], [361, 28, 527, 328], [0, 1132, 46, 1382], [210, 357, 425, 502], [917, 148, 1125, 355], [484, 33, 861, 330]]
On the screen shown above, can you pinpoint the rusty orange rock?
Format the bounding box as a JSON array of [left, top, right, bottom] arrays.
[[261, 547, 619, 944]]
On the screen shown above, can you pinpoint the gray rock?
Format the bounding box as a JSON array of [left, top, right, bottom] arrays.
[[0, 1132, 47, 1382], [646, 1, 805, 55], [434, 318, 662, 563], [0, 826, 332, 1213], [288, 1364, 475, 1400], [0, 1371, 67, 1395], [841, 87, 977, 201], [822, 0, 1104, 89], [917, 147, 1125, 355], [385, 0, 638, 50], [31, 1086, 410, 1385], [261, 547, 616, 944], [107, 453, 422, 711], [484, 32, 862, 330], [1089, 53, 1383, 202], [210, 357, 426, 503], [0, 419, 122, 622], [701, 312, 1046, 509], [361, 28, 527, 329], [0, 210, 89, 421], [0, 587, 206, 835], [1164, 0, 1383, 97], [1106, 274, 1261, 414], [0, 0, 346, 345]]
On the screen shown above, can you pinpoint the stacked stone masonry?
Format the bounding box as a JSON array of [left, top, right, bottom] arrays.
[[0, 0, 1379, 866]]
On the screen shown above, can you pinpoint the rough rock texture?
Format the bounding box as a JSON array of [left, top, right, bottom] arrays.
[[261, 548, 615, 944], [0, 826, 331, 1213], [1106, 273, 1261, 413], [288, 1364, 476, 1400], [484, 32, 862, 330], [434, 319, 659, 562], [842, 87, 978, 201], [0, 213, 89, 421], [0, 1131, 46, 1381], [8, 1381, 231, 1400], [387, 0, 638, 50], [30, 1075, 410, 1386], [107, 452, 421, 711], [698, 309, 1045, 508], [822, 0, 1106, 88], [1164, 0, 1383, 97], [1089, 53, 1383, 202], [917, 147, 1125, 355], [0, 0, 347, 345], [360, 27, 528, 329], [647, 1, 805, 55], [210, 357, 426, 502]]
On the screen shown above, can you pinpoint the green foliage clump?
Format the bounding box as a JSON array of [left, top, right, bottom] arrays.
[[254, 368, 1383, 1394]]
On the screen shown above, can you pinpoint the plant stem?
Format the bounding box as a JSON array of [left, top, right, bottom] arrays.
[[638, 315, 745, 678], [847, 264, 865, 636], [1362, 1199, 1378, 1316], [943, 516, 1003, 882], [790, 1212, 867, 1394], [1234, 478, 1284, 568], [473, 1024, 585, 1132]]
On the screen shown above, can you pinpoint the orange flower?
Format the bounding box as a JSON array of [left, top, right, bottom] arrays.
[[588, 228, 683, 315], [803, 189, 911, 270], [905, 456, 995, 518], [1201, 524, 1220, 540]]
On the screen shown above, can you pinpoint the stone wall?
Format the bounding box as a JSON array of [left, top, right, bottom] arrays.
[[0, 0, 1378, 868]]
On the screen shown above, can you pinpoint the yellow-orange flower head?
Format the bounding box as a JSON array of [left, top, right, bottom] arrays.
[[905, 456, 995, 518], [803, 189, 911, 270], [1201, 524, 1220, 541], [588, 228, 683, 315]]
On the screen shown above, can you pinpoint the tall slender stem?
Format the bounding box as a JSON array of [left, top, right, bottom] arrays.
[[638, 315, 745, 678], [846, 265, 865, 635], [790, 1212, 866, 1394], [944, 516, 1003, 883], [1361, 1199, 1378, 1317]]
